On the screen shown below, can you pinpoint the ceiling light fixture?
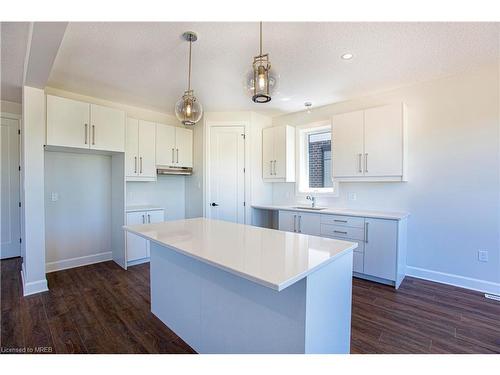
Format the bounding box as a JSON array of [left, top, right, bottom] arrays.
[[341, 53, 353, 60], [246, 22, 278, 103], [304, 102, 313, 113], [175, 31, 203, 126]]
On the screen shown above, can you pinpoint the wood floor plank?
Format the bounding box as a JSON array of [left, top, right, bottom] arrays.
[[1, 258, 499, 354]]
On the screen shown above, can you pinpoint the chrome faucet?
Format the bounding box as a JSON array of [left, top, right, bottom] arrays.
[[306, 195, 316, 208]]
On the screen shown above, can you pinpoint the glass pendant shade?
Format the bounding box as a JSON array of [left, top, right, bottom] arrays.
[[175, 31, 203, 126], [175, 90, 202, 126]]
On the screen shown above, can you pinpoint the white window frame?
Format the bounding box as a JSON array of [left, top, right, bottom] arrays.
[[295, 120, 339, 197]]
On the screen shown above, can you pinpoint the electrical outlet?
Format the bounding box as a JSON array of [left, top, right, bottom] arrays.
[[50, 192, 59, 202], [348, 192, 357, 201], [478, 250, 489, 262]]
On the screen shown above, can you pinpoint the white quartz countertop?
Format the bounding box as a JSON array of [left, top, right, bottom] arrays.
[[125, 205, 164, 213], [252, 204, 409, 221], [123, 217, 357, 291]]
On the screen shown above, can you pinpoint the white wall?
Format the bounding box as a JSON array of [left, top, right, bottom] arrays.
[[21, 86, 48, 295], [126, 176, 186, 221], [44, 151, 112, 271], [1, 100, 22, 115], [272, 64, 500, 289]]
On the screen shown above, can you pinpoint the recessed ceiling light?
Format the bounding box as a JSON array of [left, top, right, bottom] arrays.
[[341, 53, 353, 60]]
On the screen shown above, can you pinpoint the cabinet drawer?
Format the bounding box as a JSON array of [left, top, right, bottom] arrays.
[[320, 224, 365, 241], [353, 251, 364, 273], [321, 214, 364, 228]]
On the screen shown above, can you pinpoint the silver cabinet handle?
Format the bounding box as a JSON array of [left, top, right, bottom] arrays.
[[172, 148, 175, 163], [365, 153, 368, 173], [92, 125, 95, 145], [334, 230, 348, 235], [273, 160, 277, 175], [365, 222, 369, 243], [293, 215, 297, 232], [270, 161, 273, 176], [298, 215, 302, 233], [134, 156, 137, 174], [334, 219, 348, 223], [176, 148, 179, 163], [84, 124, 88, 144], [142, 214, 145, 224], [358, 153, 362, 173], [148, 214, 151, 223], [139, 157, 143, 173]]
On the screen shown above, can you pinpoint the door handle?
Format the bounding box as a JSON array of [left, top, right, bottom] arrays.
[[172, 148, 175, 163], [358, 153, 362, 173], [211, 202, 219, 207], [176, 148, 179, 163], [139, 157, 143, 174], [273, 160, 276, 175], [365, 222, 369, 243], [92, 125, 95, 145], [334, 230, 348, 235], [269, 161, 273, 176], [365, 153, 368, 173], [134, 156, 137, 174], [84, 124, 88, 144], [334, 219, 348, 223]]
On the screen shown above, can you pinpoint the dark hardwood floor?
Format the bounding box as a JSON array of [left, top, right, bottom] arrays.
[[1, 257, 499, 354]]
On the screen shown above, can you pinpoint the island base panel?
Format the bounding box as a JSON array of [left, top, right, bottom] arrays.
[[150, 242, 353, 354]]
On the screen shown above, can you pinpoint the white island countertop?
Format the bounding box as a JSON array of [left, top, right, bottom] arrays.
[[123, 217, 357, 291], [252, 204, 409, 221]]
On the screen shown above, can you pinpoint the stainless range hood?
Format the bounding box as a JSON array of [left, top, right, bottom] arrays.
[[156, 166, 193, 175]]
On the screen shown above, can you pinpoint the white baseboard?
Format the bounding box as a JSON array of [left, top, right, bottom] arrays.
[[46, 251, 112, 273], [20, 268, 48, 296], [406, 266, 500, 295]]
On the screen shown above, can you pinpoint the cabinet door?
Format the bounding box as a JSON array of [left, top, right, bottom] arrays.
[[262, 127, 274, 179], [296, 213, 321, 236], [278, 210, 297, 232], [126, 212, 148, 262], [46, 95, 90, 149], [138, 120, 156, 177], [273, 126, 287, 179], [332, 110, 364, 178], [90, 104, 125, 152], [125, 118, 139, 177], [156, 124, 176, 166], [363, 104, 403, 177], [175, 127, 193, 167], [145, 210, 164, 224], [363, 218, 398, 281]]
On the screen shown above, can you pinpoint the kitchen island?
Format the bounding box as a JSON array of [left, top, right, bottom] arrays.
[[123, 217, 357, 354]]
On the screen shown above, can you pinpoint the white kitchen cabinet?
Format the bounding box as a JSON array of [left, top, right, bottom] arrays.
[[262, 126, 295, 182], [46, 95, 90, 149], [332, 103, 407, 182], [46, 95, 125, 153], [126, 208, 164, 265], [126, 118, 156, 181], [278, 210, 321, 235], [363, 218, 398, 281], [156, 124, 193, 168]]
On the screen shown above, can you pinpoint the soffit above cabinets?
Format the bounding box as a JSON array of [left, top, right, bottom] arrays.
[[45, 22, 498, 115]]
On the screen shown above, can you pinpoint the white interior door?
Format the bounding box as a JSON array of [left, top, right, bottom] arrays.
[[208, 126, 245, 224], [332, 110, 364, 177], [1, 117, 21, 259]]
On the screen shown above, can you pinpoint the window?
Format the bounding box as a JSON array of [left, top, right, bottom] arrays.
[[297, 122, 336, 195]]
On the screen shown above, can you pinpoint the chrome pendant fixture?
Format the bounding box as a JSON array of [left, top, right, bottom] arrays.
[[175, 31, 203, 126], [247, 22, 278, 103]]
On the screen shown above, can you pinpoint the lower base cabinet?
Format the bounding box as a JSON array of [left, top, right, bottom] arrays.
[[126, 208, 164, 264], [278, 210, 407, 288]]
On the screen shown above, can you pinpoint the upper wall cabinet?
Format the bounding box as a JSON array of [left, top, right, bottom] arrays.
[[156, 124, 193, 168], [332, 103, 407, 182], [46, 95, 126, 153], [262, 125, 295, 182], [126, 118, 156, 181]]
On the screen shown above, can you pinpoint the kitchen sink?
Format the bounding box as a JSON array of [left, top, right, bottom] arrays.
[[293, 206, 327, 211]]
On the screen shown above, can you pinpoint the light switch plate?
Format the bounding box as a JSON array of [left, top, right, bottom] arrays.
[[478, 250, 488, 262], [348, 192, 357, 201]]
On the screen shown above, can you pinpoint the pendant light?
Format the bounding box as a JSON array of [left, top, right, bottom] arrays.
[[246, 22, 278, 103], [175, 31, 203, 126]]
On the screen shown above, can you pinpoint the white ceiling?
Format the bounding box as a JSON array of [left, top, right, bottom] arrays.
[[4, 22, 499, 115], [1, 22, 30, 103]]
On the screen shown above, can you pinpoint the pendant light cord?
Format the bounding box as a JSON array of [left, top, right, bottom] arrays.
[[188, 39, 192, 92], [259, 21, 263, 56]]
